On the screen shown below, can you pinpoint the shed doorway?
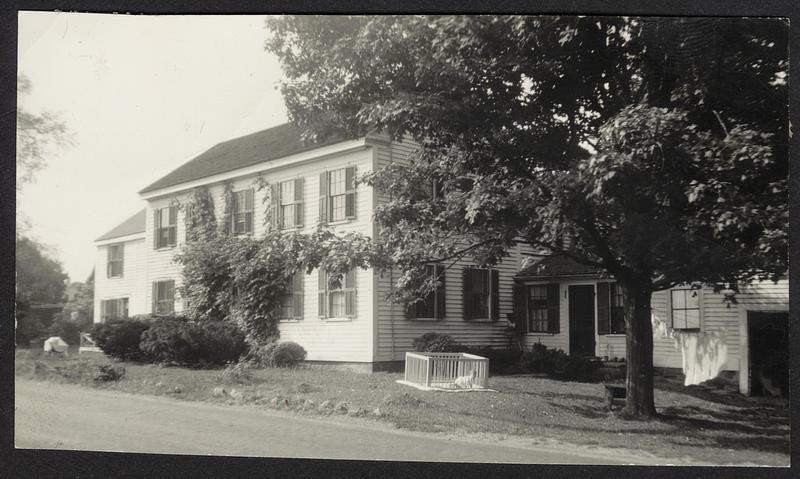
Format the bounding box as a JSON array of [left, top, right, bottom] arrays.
[[568, 285, 596, 357], [747, 311, 788, 397]]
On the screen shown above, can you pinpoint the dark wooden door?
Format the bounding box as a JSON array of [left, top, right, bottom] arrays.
[[569, 285, 596, 357]]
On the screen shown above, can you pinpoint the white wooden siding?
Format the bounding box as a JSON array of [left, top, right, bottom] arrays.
[[93, 238, 147, 322], [141, 146, 377, 362]]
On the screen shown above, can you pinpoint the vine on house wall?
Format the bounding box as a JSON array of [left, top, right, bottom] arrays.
[[219, 180, 234, 237], [252, 174, 274, 229], [184, 186, 217, 243]]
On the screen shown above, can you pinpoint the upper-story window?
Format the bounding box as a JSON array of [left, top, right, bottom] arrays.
[[671, 289, 701, 330], [273, 179, 304, 230], [154, 206, 177, 249], [107, 244, 124, 278], [232, 189, 254, 235], [462, 268, 499, 321], [319, 167, 356, 224]]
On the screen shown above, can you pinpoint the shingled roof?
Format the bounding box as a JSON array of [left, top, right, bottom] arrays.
[[516, 254, 605, 280], [139, 123, 350, 194], [96, 209, 146, 242]]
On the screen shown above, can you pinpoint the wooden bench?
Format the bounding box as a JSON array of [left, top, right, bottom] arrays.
[[604, 384, 626, 410]]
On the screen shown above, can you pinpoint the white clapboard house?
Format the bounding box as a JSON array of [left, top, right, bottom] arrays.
[[94, 123, 788, 393]]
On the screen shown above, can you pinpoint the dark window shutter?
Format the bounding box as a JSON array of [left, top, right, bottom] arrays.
[[245, 189, 254, 233], [405, 301, 416, 320], [546, 283, 560, 333], [319, 171, 329, 224], [106, 247, 112, 278], [271, 183, 280, 228], [318, 269, 327, 318], [512, 283, 527, 334], [491, 270, 500, 321], [435, 264, 446, 319], [153, 209, 160, 249], [462, 269, 472, 320], [152, 282, 157, 314], [345, 166, 356, 218], [294, 178, 304, 227], [597, 282, 610, 335], [119, 245, 124, 276], [169, 206, 177, 225], [166, 281, 175, 313], [100, 300, 107, 320]]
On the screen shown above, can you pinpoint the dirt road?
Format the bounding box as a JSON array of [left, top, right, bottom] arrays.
[[15, 379, 660, 464]]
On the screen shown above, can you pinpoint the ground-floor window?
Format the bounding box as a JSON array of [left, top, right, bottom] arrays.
[[318, 269, 356, 318], [527, 283, 560, 333], [406, 264, 446, 320], [671, 288, 701, 330], [101, 298, 129, 321], [153, 280, 175, 315], [597, 282, 625, 334], [462, 268, 499, 320]]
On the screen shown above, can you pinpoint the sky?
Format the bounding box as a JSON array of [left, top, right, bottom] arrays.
[[18, 12, 289, 282]]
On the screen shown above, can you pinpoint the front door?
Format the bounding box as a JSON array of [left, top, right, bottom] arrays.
[[569, 285, 595, 357], [748, 311, 789, 396]]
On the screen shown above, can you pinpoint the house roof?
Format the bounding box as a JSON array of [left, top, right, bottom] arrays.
[[139, 123, 350, 194], [516, 254, 605, 280], [96, 209, 146, 242]]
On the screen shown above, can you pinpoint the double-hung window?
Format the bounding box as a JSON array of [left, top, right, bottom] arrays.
[[524, 283, 560, 333], [319, 167, 356, 223], [281, 272, 304, 320], [107, 244, 124, 278], [272, 179, 304, 229], [406, 264, 446, 320], [462, 268, 500, 320], [154, 206, 177, 249], [153, 280, 175, 315], [232, 189, 254, 235], [597, 282, 626, 334], [671, 289, 701, 330], [100, 298, 128, 321], [318, 269, 356, 319]]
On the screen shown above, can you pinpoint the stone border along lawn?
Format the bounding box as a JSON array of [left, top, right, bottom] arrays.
[[14, 349, 789, 466]]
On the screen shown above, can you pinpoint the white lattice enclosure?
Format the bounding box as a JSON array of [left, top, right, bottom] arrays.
[[401, 352, 489, 390]]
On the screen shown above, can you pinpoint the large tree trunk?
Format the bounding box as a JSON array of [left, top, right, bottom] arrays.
[[621, 283, 658, 418]]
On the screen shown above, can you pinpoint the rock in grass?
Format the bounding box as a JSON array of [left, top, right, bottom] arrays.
[[348, 407, 367, 417], [173, 386, 182, 394], [269, 397, 281, 406], [334, 401, 349, 414], [372, 408, 382, 418], [229, 389, 243, 400], [319, 400, 333, 410], [212, 387, 227, 398]]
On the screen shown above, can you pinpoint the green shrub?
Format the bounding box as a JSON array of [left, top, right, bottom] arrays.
[[518, 343, 601, 381], [245, 342, 279, 367], [463, 346, 523, 374], [222, 361, 254, 384], [91, 318, 151, 361], [270, 342, 307, 368], [138, 316, 248, 366], [412, 333, 462, 353], [94, 363, 126, 382]]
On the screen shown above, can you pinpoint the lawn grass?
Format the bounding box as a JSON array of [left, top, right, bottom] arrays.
[[15, 348, 789, 466]]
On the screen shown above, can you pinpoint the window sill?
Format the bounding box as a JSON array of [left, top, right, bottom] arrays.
[[322, 317, 354, 322], [407, 317, 441, 322], [323, 218, 355, 227], [279, 319, 302, 323], [154, 246, 176, 252], [279, 226, 303, 232], [107, 275, 124, 279], [528, 331, 558, 335], [598, 333, 626, 336], [672, 328, 701, 333], [464, 318, 496, 323]]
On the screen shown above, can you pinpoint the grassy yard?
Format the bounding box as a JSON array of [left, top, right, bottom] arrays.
[[15, 348, 789, 466]]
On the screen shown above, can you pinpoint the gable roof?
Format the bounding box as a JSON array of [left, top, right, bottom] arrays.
[[96, 209, 146, 242], [516, 254, 605, 280], [139, 123, 350, 194]]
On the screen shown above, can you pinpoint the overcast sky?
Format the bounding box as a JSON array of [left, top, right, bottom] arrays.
[[18, 12, 288, 282]]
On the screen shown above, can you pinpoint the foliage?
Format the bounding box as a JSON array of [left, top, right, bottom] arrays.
[[411, 333, 462, 353], [183, 186, 217, 243], [46, 318, 82, 346], [93, 363, 126, 382], [15, 235, 68, 346], [63, 273, 95, 330], [91, 318, 150, 361], [16, 74, 72, 190], [138, 316, 248, 366], [269, 342, 308, 368], [518, 343, 601, 381], [462, 346, 523, 374], [266, 15, 788, 417], [222, 360, 255, 384]]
